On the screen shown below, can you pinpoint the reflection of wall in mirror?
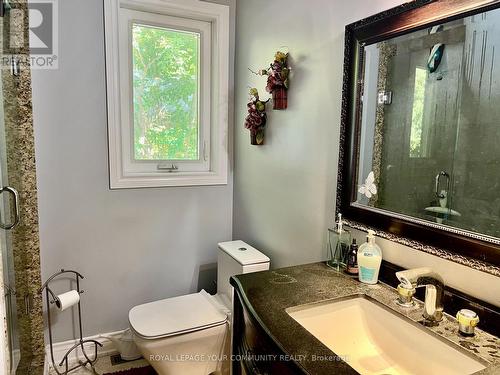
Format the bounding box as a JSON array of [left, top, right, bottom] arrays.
[[358, 44, 379, 206]]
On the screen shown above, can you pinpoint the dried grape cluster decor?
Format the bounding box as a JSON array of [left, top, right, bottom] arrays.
[[261, 51, 290, 110], [245, 51, 291, 145], [244, 88, 269, 145]]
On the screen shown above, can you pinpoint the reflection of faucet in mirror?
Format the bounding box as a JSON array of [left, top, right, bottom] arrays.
[[435, 171, 449, 201], [425, 171, 461, 223]]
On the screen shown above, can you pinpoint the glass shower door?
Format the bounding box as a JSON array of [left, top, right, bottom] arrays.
[[374, 43, 460, 221], [0, 74, 21, 373], [447, 12, 500, 239]]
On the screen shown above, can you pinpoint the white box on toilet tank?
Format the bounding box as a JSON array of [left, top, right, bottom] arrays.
[[217, 241, 270, 305]]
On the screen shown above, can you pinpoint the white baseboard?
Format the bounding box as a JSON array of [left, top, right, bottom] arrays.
[[45, 330, 125, 372]]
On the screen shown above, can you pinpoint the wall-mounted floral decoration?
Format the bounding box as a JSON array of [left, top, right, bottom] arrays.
[[259, 51, 290, 110], [244, 88, 269, 145]]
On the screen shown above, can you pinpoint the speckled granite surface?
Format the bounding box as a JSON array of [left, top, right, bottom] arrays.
[[1, 1, 44, 373], [232, 262, 500, 374]]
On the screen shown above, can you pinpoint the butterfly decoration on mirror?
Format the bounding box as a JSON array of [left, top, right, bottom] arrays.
[[359, 171, 377, 199]]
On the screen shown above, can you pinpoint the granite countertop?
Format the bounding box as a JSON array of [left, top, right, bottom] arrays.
[[231, 262, 500, 375]]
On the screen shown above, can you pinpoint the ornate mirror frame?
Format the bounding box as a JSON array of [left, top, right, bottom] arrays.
[[337, 0, 500, 271]]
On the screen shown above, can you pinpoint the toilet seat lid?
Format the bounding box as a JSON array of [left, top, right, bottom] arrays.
[[129, 290, 227, 339]]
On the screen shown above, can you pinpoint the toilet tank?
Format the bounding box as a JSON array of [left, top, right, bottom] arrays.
[[217, 241, 270, 305]]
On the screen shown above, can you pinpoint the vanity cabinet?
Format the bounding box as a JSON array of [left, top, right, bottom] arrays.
[[232, 289, 305, 375]]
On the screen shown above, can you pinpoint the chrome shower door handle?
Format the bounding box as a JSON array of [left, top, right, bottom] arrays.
[[0, 186, 20, 230], [435, 171, 450, 199]]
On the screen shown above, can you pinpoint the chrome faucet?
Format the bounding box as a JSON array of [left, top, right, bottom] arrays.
[[396, 268, 445, 325], [416, 272, 444, 325]]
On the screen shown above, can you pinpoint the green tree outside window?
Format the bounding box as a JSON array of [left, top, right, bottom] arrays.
[[132, 24, 200, 160]]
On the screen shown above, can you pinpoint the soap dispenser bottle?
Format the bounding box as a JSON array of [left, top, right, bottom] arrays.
[[357, 230, 382, 284], [327, 213, 351, 270]]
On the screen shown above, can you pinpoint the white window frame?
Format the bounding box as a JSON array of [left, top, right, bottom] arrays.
[[120, 11, 211, 173], [104, 0, 229, 189]]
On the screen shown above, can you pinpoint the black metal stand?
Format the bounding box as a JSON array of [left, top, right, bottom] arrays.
[[39, 269, 102, 375]]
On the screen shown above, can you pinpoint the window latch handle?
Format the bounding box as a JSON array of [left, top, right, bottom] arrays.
[[203, 141, 208, 162], [157, 164, 179, 172]]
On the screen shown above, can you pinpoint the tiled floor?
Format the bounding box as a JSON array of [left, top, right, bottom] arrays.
[[49, 354, 151, 375]]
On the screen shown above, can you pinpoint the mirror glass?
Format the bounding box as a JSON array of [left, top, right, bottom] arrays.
[[355, 7, 500, 240]]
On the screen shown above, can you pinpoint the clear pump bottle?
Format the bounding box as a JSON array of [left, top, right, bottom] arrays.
[[327, 214, 351, 270]]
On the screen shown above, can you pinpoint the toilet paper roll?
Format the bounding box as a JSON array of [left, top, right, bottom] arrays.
[[55, 290, 80, 311]]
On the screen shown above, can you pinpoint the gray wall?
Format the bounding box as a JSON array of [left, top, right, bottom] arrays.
[[233, 0, 403, 268], [32, 0, 235, 342]]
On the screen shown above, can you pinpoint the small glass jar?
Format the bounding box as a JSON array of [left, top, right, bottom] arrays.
[[327, 215, 351, 270]]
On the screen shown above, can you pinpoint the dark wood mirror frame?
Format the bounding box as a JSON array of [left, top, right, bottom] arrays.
[[337, 0, 500, 268]]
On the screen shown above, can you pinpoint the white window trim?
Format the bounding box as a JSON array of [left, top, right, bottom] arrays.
[[104, 0, 229, 189]]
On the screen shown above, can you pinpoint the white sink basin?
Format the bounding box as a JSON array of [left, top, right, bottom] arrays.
[[287, 296, 486, 375]]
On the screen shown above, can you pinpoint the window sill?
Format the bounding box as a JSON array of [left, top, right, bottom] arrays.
[[109, 171, 228, 189]]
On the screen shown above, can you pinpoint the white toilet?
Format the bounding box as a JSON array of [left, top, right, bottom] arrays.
[[128, 241, 270, 375]]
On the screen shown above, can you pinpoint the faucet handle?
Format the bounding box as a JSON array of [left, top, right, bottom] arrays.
[[396, 267, 432, 289], [456, 309, 479, 337], [396, 284, 416, 307]]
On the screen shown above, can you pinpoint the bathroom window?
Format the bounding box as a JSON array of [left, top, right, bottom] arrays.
[[104, 0, 229, 188]]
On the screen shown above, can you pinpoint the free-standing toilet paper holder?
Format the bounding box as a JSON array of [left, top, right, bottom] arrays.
[[39, 269, 103, 375]]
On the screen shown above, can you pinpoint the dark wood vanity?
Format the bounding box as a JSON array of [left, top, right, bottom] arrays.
[[232, 289, 305, 374]]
